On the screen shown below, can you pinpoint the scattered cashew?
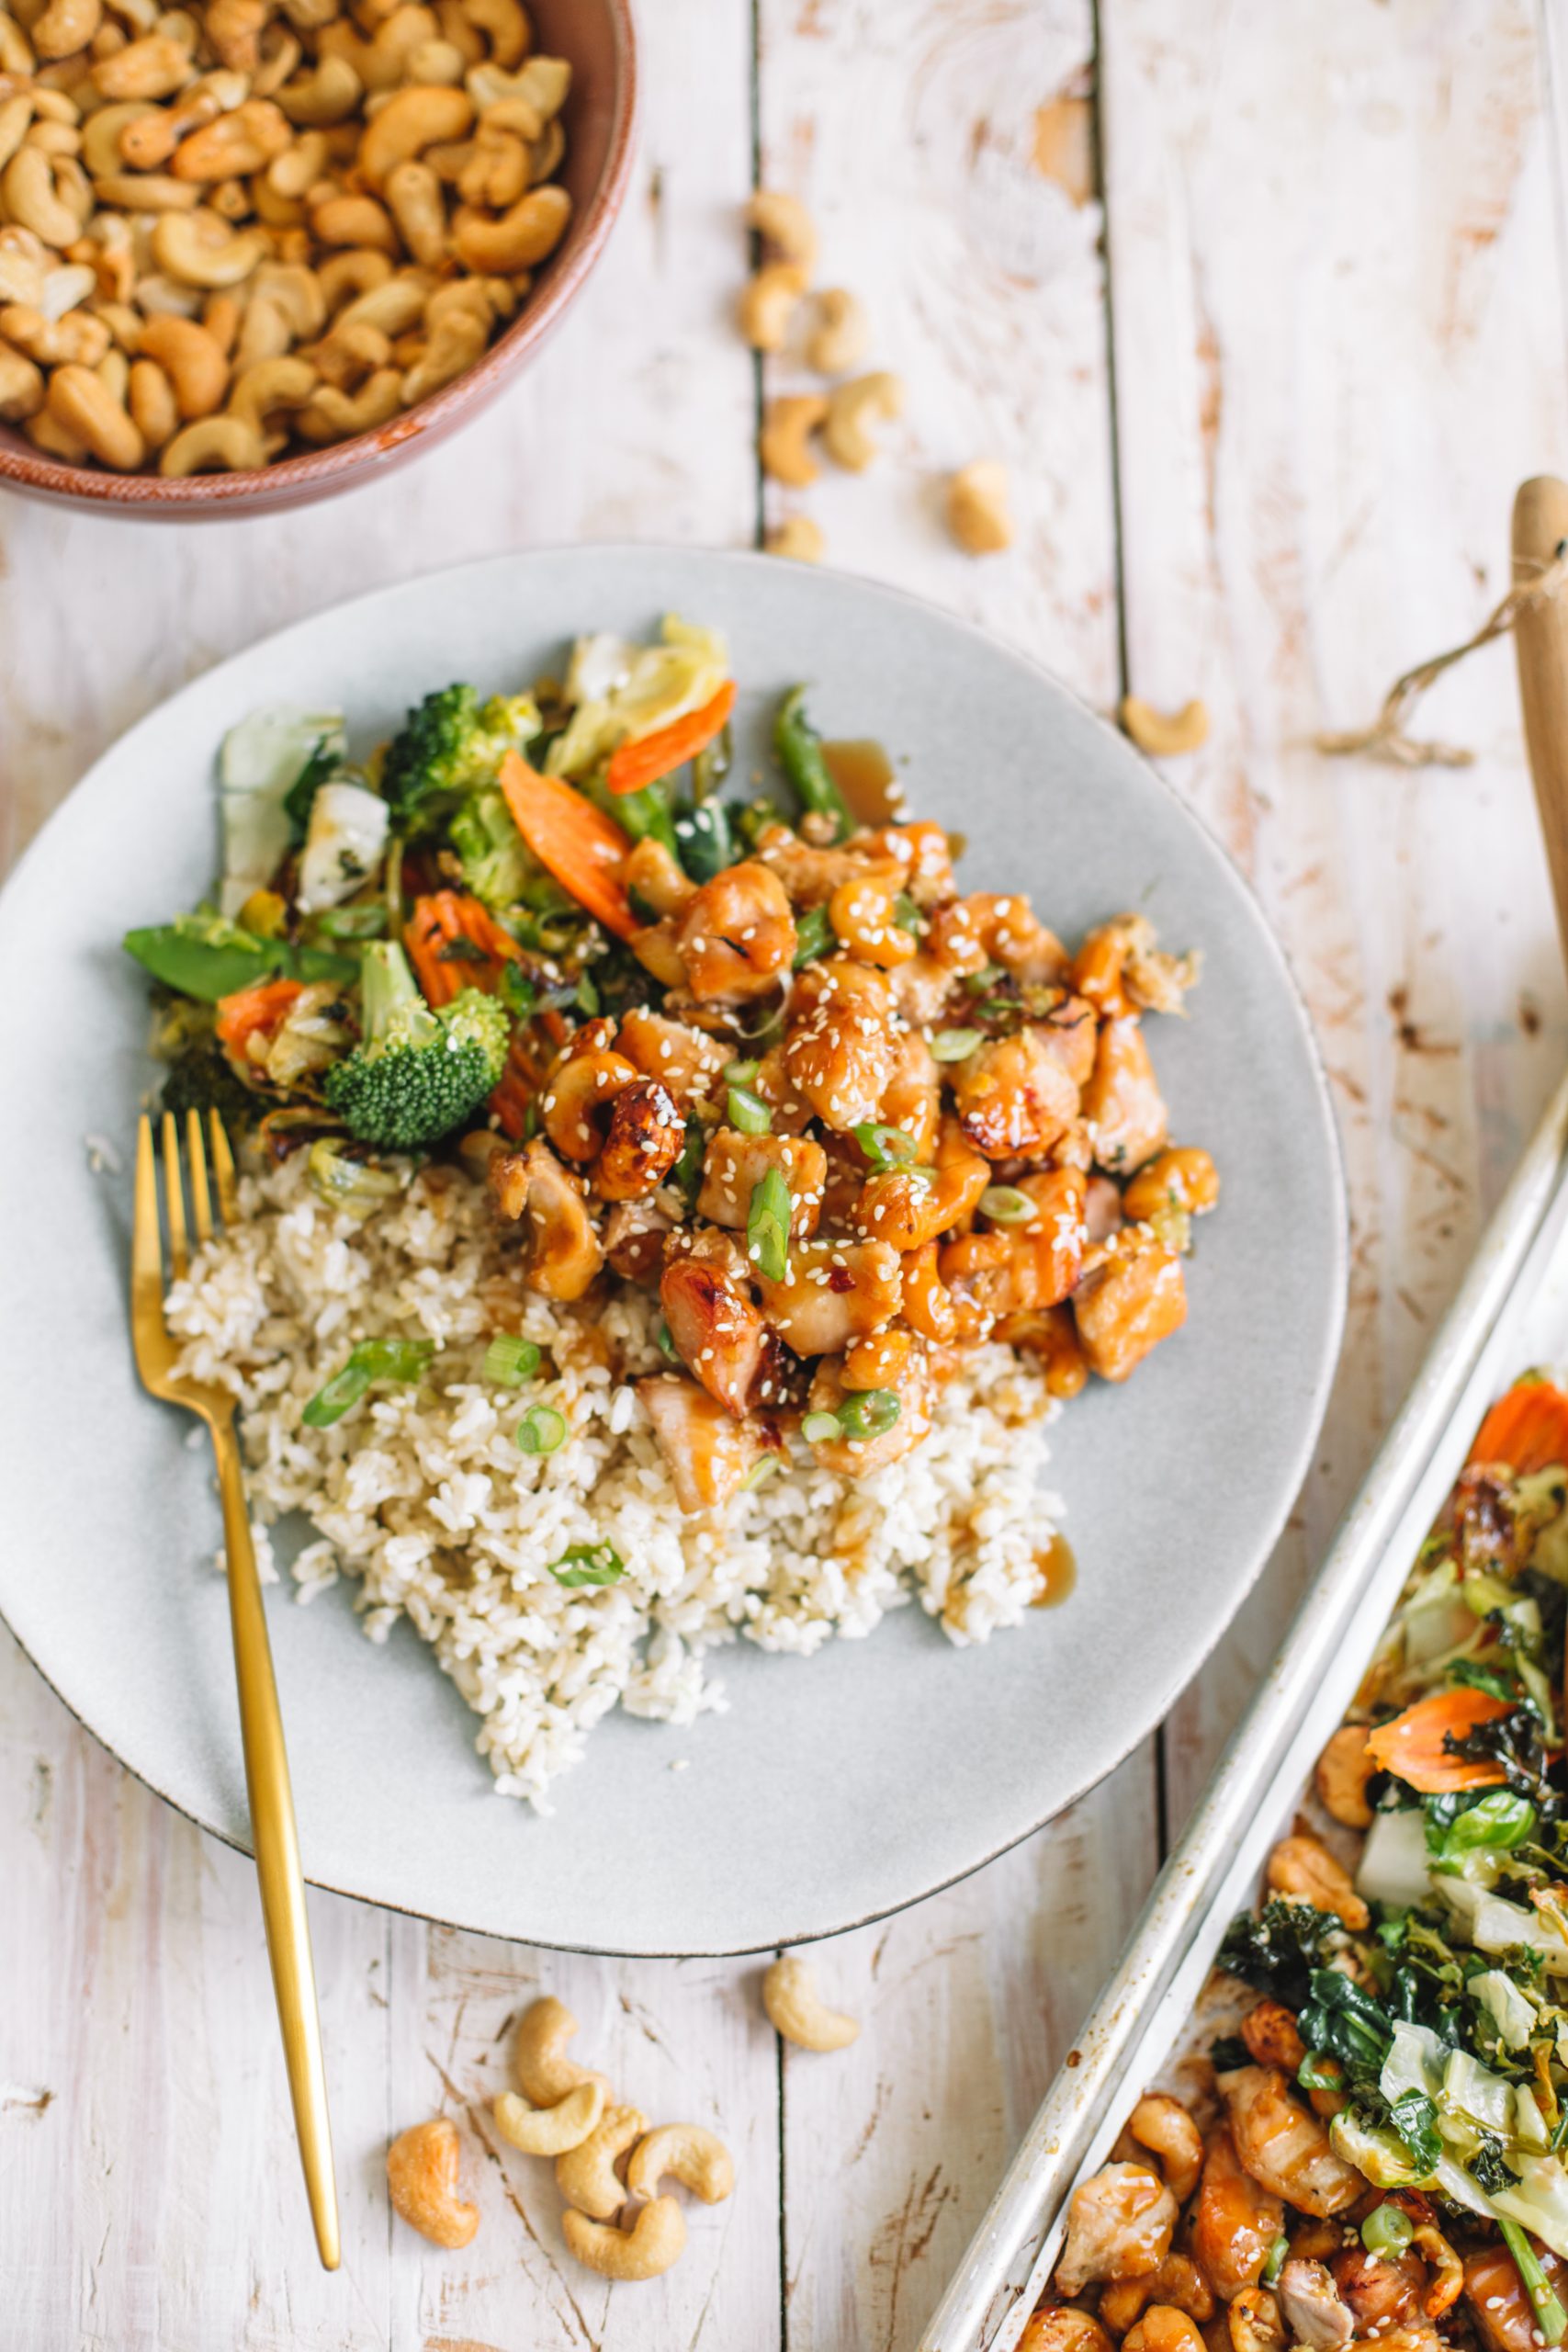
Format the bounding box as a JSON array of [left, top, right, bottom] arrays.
[[761, 1955, 860, 2052], [765, 514, 824, 562], [1314, 1724, 1375, 1830], [746, 187, 817, 272], [513, 1995, 610, 2109], [1118, 695, 1210, 757], [737, 257, 805, 352], [492, 2080, 605, 2157], [823, 368, 903, 470], [46, 356, 143, 464], [625, 2122, 735, 2206], [946, 458, 1013, 555], [759, 391, 826, 488], [561, 2198, 687, 2283], [554, 2104, 647, 2222], [386, 2117, 480, 2250], [806, 286, 865, 375], [158, 408, 263, 470]]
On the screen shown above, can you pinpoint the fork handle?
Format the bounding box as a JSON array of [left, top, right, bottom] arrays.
[[215, 1419, 341, 2271]]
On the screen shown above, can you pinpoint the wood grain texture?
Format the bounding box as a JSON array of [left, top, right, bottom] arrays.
[[5, 0, 1568, 2345]]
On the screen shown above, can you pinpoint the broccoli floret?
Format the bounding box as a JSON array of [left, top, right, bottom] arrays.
[[158, 1035, 260, 1125], [322, 941, 510, 1149], [448, 784, 533, 909], [380, 685, 536, 837]]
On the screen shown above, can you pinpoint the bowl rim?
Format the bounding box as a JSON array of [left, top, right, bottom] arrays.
[[0, 0, 639, 515]]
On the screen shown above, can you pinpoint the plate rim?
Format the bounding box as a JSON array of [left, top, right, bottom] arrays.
[[0, 542, 1348, 1953]]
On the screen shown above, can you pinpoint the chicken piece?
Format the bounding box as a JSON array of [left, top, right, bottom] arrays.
[[1330, 2246, 1424, 2335], [888, 949, 964, 1028], [805, 1339, 933, 1476], [1465, 2245, 1568, 2352], [627, 916, 687, 989], [997, 1303, 1089, 1397], [876, 1023, 942, 1159], [901, 1239, 959, 1345], [1100, 2255, 1215, 2335], [623, 834, 696, 917], [697, 1129, 827, 1240], [1277, 2260, 1354, 2351], [1239, 2000, 1306, 2073], [783, 957, 899, 1130], [602, 1198, 671, 1285], [754, 822, 906, 907], [660, 1251, 769, 1417], [1033, 991, 1100, 1091], [637, 1374, 763, 1513], [853, 820, 958, 910], [1021, 2312, 1115, 2352], [755, 1236, 902, 1355], [939, 1229, 1010, 1342], [1073, 1232, 1187, 1382], [1127, 2094, 1204, 2204], [1265, 1833, 1369, 1930], [1055, 2164, 1178, 2298], [1085, 1171, 1124, 1244], [1083, 1017, 1168, 1174], [752, 1045, 816, 1136], [1122, 2312, 1205, 2352], [1000, 1168, 1088, 1311], [489, 1139, 604, 1302], [595, 1077, 684, 1202], [1073, 915, 1197, 1019], [951, 1028, 1080, 1159], [1215, 2066, 1363, 2218], [1190, 2127, 1283, 2301], [676, 861, 796, 1002], [929, 892, 1068, 986], [617, 1007, 728, 1101]]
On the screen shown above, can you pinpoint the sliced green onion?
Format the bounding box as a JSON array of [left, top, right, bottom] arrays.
[[1361, 2205, 1414, 2259], [854, 1121, 918, 1172], [303, 1337, 434, 1427], [963, 963, 1005, 995], [315, 901, 388, 940], [1500, 2217, 1568, 2344], [499, 964, 538, 1019], [728, 1085, 773, 1136], [523, 1097, 541, 1141], [979, 1184, 1036, 1226], [1262, 2234, 1289, 2288], [748, 1166, 792, 1283], [837, 1388, 900, 1440], [656, 1319, 681, 1365], [548, 1540, 626, 1588], [671, 1116, 706, 1203], [575, 970, 600, 1016], [893, 892, 924, 933], [724, 1058, 761, 1087], [740, 1453, 784, 1492], [516, 1404, 568, 1455], [793, 905, 832, 967], [484, 1335, 542, 1386], [931, 1026, 983, 1062], [801, 1409, 842, 1445]]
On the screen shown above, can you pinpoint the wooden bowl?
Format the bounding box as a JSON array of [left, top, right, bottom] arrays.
[[0, 0, 637, 520]]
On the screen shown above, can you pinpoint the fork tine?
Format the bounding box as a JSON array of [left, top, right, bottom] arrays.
[[186, 1108, 213, 1245], [161, 1110, 188, 1282], [209, 1111, 241, 1225], [133, 1114, 163, 1295]]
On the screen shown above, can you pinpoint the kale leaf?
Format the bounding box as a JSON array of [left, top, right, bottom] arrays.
[[1216, 1900, 1345, 2010]]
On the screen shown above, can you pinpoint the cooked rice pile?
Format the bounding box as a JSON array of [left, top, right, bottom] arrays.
[[169, 1153, 1062, 1808]]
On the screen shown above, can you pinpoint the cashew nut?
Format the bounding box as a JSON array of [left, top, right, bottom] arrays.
[[226, 350, 316, 434], [333, 266, 429, 334], [822, 368, 902, 470], [946, 458, 1013, 555], [560, 2198, 686, 2283], [158, 409, 263, 470], [1, 300, 107, 362], [745, 187, 816, 273], [265, 126, 328, 198], [737, 257, 805, 352], [151, 208, 268, 286], [25, 402, 89, 460], [1265, 1831, 1369, 1929], [294, 362, 399, 437], [311, 314, 389, 385], [405, 35, 466, 84], [0, 339, 45, 418], [465, 0, 527, 68], [761, 1955, 859, 2052], [457, 121, 526, 210], [201, 288, 241, 354], [251, 256, 326, 338], [90, 170, 201, 209], [764, 514, 824, 562], [1314, 1724, 1375, 1830], [356, 78, 469, 185], [1118, 696, 1210, 758], [0, 232, 46, 310], [386, 2117, 480, 2250], [513, 1995, 609, 2108], [554, 2104, 647, 2222], [90, 31, 194, 96], [34, 0, 103, 64], [317, 244, 390, 311], [400, 301, 481, 401], [39, 259, 95, 317], [450, 179, 567, 273], [127, 351, 176, 445], [806, 284, 865, 375], [136, 311, 228, 413], [170, 95, 288, 178], [4, 143, 90, 245], [759, 390, 826, 488], [625, 2122, 735, 2206], [46, 355, 142, 464], [276, 51, 361, 123], [0, 15, 35, 72], [384, 155, 446, 265], [492, 2079, 604, 2157], [0, 93, 32, 176], [202, 0, 265, 71]]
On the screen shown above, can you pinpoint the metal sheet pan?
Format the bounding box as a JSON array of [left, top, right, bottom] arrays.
[[921, 1065, 1568, 2352]]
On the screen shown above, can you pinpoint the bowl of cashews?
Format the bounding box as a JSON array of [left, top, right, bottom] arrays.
[[0, 0, 636, 514]]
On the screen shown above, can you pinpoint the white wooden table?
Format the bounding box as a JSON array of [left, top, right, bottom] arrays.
[[6, 3, 1568, 2343]]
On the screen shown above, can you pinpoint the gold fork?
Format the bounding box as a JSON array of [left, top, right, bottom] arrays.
[[132, 1109, 340, 2272]]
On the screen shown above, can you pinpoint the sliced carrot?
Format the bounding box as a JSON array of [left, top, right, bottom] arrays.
[[1468, 1380, 1568, 1479], [604, 681, 736, 797], [489, 1034, 535, 1139], [215, 977, 303, 1059], [404, 889, 522, 1009], [1363, 1688, 1514, 1793], [499, 750, 637, 940]]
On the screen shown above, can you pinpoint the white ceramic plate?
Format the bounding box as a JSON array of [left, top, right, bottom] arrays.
[[0, 548, 1346, 1955]]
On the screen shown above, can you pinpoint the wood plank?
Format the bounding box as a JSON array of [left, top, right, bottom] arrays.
[[0, 4, 776, 2342], [1099, 0, 1568, 1825]]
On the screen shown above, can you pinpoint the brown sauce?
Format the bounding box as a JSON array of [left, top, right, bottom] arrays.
[[822, 738, 900, 826], [1031, 1533, 1077, 1609]]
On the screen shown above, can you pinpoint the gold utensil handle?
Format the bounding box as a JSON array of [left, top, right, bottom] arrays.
[[214, 1419, 341, 2271], [1513, 476, 1568, 961]]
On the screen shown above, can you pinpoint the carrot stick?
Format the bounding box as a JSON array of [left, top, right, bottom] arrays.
[[1363, 1688, 1514, 1792], [215, 977, 303, 1059], [498, 751, 637, 940], [1469, 1381, 1568, 1479], [405, 889, 522, 1007], [489, 1034, 535, 1139], [604, 681, 736, 797]]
